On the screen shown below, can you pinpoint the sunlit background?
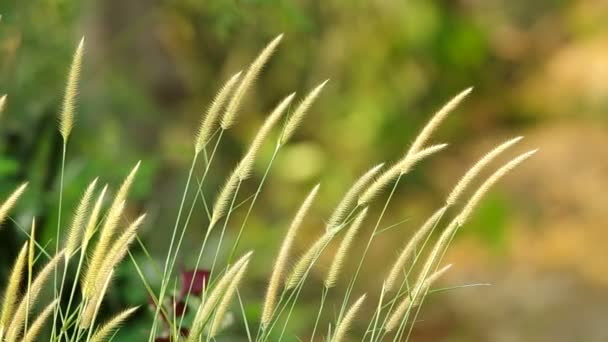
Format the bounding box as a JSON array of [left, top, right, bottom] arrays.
[[1, 0, 607, 341]]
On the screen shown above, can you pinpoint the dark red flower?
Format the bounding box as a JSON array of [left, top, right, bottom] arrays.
[[180, 269, 210, 297]]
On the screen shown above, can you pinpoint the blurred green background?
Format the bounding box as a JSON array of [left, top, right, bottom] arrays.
[[1, 0, 608, 341]]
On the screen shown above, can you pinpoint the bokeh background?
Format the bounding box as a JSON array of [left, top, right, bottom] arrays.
[[1, 0, 608, 341]]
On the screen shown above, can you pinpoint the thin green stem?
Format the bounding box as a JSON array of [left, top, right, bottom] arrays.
[[149, 153, 199, 341], [310, 286, 328, 342], [52, 142, 67, 338]]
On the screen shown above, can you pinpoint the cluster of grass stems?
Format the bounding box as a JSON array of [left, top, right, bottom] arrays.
[[0, 34, 535, 341]]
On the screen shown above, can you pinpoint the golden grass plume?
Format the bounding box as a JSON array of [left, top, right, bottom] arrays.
[[325, 208, 368, 288], [59, 37, 84, 141], [195, 71, 242, 153], [261, 184, 320, 326], [221, 34, 283, 130]]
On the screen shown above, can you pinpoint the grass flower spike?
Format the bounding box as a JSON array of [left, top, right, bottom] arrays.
[[195, 71, 243, 153], [209, 260, 250, 337], [0, 242, 28, 338], [89, 307, 138, 342], [0, 183, 28, 227], [327, 164, 383, 230], [406, 87, 472, 157], [285, 229, 336, 289], [221, 34, 283, 129], [447, 136, 523, 206], [280, 79, 329, 144], [333, 294, 366, 342], [22, 299, 58, 342], [261, 184, 320, 326], [325, 208, 368, 288], [384, 206, 447, 292], [65, 178, 98, 259], [385, 264, 452, 332], [59, 37, 84, 141], [238, 92, 295, 179]]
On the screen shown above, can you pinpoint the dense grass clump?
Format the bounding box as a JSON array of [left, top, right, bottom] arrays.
[[0, 35, 535, 341]]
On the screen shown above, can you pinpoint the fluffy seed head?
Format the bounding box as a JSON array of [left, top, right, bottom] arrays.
[[384, 206, 447, 292], [261, 184, 320, 326], [59, 37, 84, 141], [399, 144, 448, 174], [285, 229, 335, 290], [238, 93, 295, 180], [84, 162, 139, 297], [89, 307, 138, 342], [358, 144, 447, 206], [326, 163, 383, 230], [279, 79, 329, 144], [65, 178, 98, 259], [209, 167, 241, 230], [0, 95, 6, 115], [209, 261, 250, 337], [333, 294, 366, 342], [406, 87, 472, 157], [447, 136, 524, 206], [85, 214, 146, 298], [83, 185, 108, 248], [195, 71, 243, 153], [188, 252, 252, 342], [0, 242, 28, 333], [221, 34, 283, 129], [4, 251, 64, 341], [458, 149, 537, 224], [0, 183, 28, 227], [22, 299, 58, 342], [385, 264, 452, 332], [80, 268, 115, 329], [325, 208, 368, 288]]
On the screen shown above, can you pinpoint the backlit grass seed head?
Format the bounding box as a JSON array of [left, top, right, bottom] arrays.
[[385, 264, 452, 332], [83, 185, 108, 248], [209, 261, 250, 337], [195, 71, 243, 153], [22, 299, 57, 342], [65, 177, 98, 259], [0, 182, 28, 227], [285, 229, 336, 290], [406, 87, 472, 157], [81, 269, 114, 329], [238, 92, 295, 180], [188, 252, 252, 342], [4, 250, 64, 341], [396, 152, 536, 332], [84, 161, 139, 295], [0, 95, 6, 115], [0, 242, 28, 334], [384, 206, 447, 292], [400, 144, 448, 174], [89, 307, 138, 342], [59, 37, 84, 141], [209, 167, 241, 230], [82, 200, 125, 297], [446, 136, 523, 206], [87, 214, 146, 299], [358, 144, 447, 206], [325, 208, 368, 288], [221, 34, 283, 129], [279, 79, 329, 145], [262, 184, 320, 326], [333, 294, 366, 342], [458, 149, 537, 224], [326, 163, 383, 230]]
